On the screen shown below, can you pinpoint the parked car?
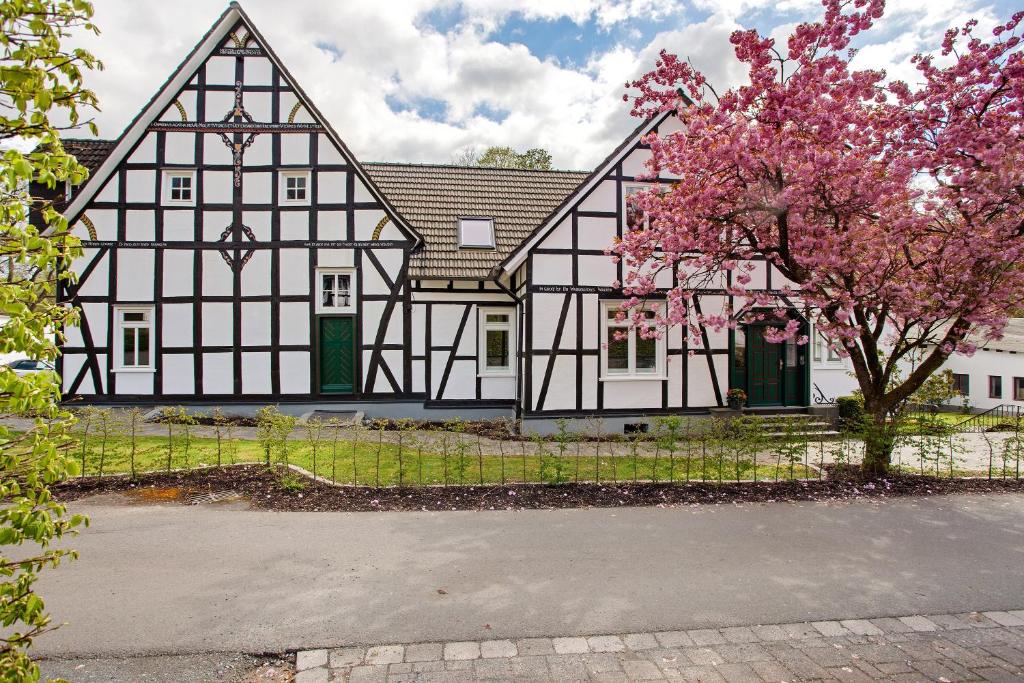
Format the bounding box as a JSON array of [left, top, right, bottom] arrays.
[[4, 359, 55, 376]]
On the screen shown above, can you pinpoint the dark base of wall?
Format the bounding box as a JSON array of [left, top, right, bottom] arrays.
[[62, 396, 517, 422]]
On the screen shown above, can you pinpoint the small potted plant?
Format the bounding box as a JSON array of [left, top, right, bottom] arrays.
[[726, 388, 747, 410]]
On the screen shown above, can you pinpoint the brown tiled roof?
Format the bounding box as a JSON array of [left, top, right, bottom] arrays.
[[977, 318, 1024, 354], [363, 162, 587, 280], [62, 138, 116, 176]]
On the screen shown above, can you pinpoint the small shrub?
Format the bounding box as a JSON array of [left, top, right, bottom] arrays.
[[95, 408, 119, 477], [212, 408, 228, 467], [278, 471, 306, 492], [304, 417, 325, 481], [75, 406, 99, 478], [256, 405, 295, 467], [125, 407, 144, 480], [836, 395, 864, 432]]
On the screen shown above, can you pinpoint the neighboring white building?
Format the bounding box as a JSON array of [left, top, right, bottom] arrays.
[[48, 3, 1013, 432], [803, 319, 1024, 413], [939, 319, 1024, 411]]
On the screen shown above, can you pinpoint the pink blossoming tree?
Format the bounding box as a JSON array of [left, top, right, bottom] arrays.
[[614, 0, 1024, 473]]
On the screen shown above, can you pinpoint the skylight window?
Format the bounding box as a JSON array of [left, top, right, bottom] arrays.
[[458, 217, 495, 249]]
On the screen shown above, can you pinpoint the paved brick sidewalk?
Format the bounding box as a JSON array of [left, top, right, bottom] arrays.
[[293, 610, 1024, 682]]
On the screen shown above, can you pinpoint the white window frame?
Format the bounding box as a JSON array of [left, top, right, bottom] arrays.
[[280, 170, 311, 205], [458, 216, 496, 249], [812, 329, 843, 366], [600, 302, 665, 380], [162, 169, 196, 206], [623, 183, 670, 233], [113, 305, 155, 372], [478, 308, 516, 377], [315, 268, 356, 314]]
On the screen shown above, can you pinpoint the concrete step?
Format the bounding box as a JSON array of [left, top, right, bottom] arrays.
[[765, 430, 841, 439]]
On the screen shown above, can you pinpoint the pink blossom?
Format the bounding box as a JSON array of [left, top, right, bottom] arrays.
[[613, 0, 1024, 414]]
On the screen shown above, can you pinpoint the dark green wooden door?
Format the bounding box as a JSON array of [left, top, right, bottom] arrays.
[[748, 330, 783, 406], [319, 317, 355, 394]]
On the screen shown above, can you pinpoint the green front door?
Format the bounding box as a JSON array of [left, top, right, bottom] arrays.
[[319, 316, 355, 394], [747, 330, 783, 406]]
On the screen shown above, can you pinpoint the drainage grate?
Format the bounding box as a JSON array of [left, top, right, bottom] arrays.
[[185, 490, 241, 505]]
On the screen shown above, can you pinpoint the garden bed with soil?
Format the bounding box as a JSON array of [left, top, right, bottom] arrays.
[[52, 464, 1024, 512]]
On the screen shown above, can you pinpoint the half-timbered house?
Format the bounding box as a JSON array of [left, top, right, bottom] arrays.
[[54, 3, 829, 433]]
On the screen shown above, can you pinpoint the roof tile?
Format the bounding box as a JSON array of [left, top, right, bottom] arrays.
[[363, 162, 586, 279]]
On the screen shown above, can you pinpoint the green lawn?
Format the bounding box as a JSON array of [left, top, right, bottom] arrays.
[[894, 411, 970, 435], [66, 431, 817, 486]]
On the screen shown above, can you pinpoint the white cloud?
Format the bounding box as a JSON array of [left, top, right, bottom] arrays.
[[67, 0, 1012, 170]]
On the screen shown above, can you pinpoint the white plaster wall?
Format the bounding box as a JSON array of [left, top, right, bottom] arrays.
[[279, 352, 311, 394], [125, 211, 155, 241], [601, 379, 664, 410], [578, 179, 616, 213], [241, 301, 271, 346], [240, 251, 272, 297], [242, 352, 272, 394], [75, 250, 108, 298], [202, 352, 233, 394], [480, 376, 515, 400], [162, 354, 195, 394], [941, 350, 1024, 411], [411, 359, 426, 393], [315, 211, 345, 242], [318, 135, 346, 164], [279, 302, 310, 346], [163, 210, 196, 241], [116, 250, 155, 301], [201, 302, 233, 346], [578, 216, 617, 247], [577, 255, 617, 287], [162, 303, 193, 347], [536, 355, 576, 409], [163, 251, 194, 297], [354, 210, 388, 241], [538, 217, 571, 249], [279, 250, 309, 295], [318, 172, 347, 204], [280, 210, 310, 240], [202, 251, 234, 297], [114, 371, 153, 395]]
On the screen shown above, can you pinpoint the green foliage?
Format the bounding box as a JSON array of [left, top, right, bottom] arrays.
[[0, 1, 102, 677], [836, 395, 865, 432], [910, 369, 958, 409], [160, 406, 194, 471], [473, 146, 553, 170], [655, 416, 684, 483], [125, 407, 144, 479], [447, 419, 470, 485], [211, 408, 227, 467], [278, 471, 305, 492], [254, 405, 295, 467], [304, 417, 324, 481]]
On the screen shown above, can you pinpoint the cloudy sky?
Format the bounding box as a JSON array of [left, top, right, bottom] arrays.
[[73, 0, 1015, 170]]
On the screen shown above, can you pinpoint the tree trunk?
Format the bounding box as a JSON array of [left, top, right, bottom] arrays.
[[861, 402, 894, 476]]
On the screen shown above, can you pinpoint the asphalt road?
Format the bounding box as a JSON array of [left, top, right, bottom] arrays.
[[33, 493, 1024, 658]]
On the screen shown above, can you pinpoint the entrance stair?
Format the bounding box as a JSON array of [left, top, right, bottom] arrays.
[[749, 411, 840, 440]]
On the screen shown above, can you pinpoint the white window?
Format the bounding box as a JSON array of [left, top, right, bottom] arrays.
[[114, 306, 155, 371], [479, 308, 515, 376], [623, 183, 668, 232], [163, 170, 195, 205], [281, 170, 310, 204], [458, 217, 495, 249], [316, 268, 356, 314], [812, 330, 842, 364], [601, 303, 664, 379]]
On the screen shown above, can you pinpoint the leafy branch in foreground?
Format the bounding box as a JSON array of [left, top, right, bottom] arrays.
[[0, 1, 102, 678]]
